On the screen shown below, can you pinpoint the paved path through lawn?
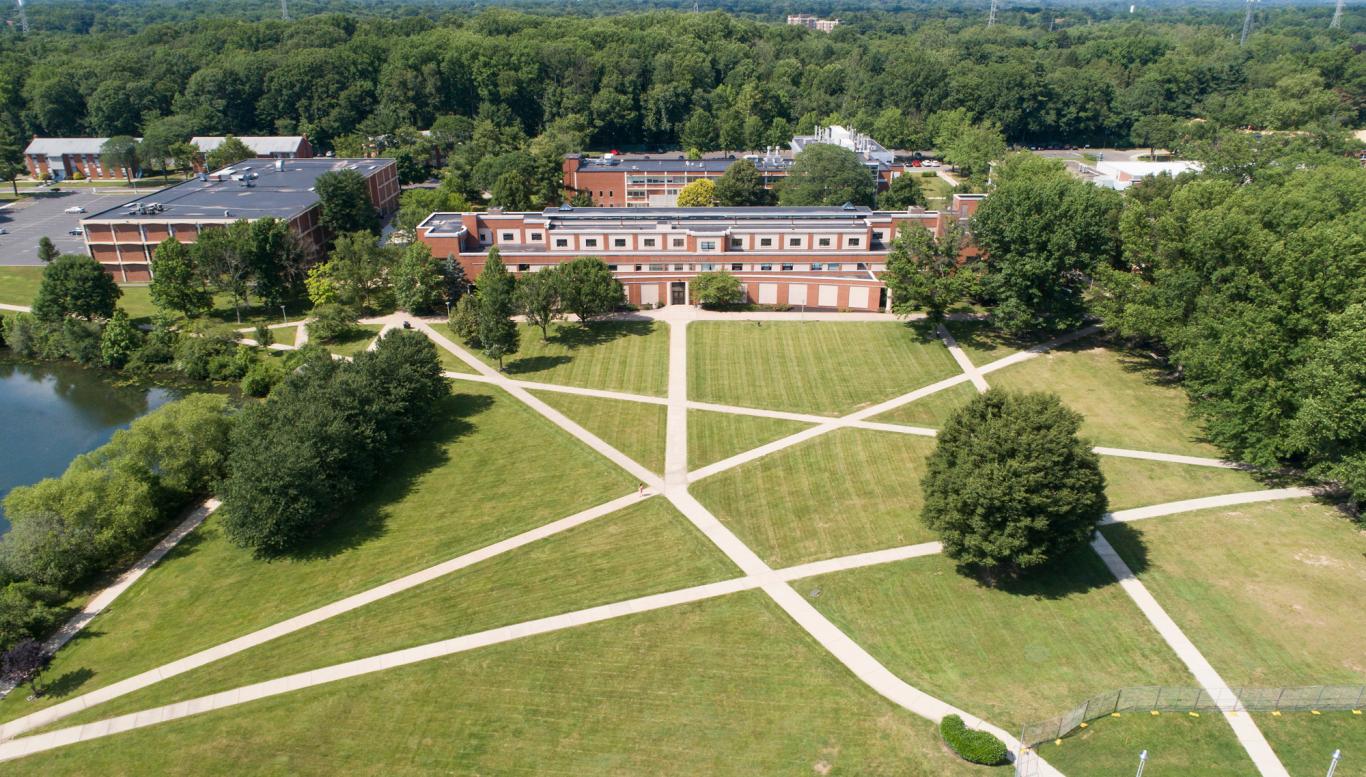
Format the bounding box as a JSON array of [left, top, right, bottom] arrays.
[[938, 322, 990, 392]]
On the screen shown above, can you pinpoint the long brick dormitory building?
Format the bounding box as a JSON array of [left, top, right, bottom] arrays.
[[416, 195, 984, 312], [80, 157, 399, 282]]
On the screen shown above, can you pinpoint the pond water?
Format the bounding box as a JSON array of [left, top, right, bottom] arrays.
[[0, 359, 180, 531]]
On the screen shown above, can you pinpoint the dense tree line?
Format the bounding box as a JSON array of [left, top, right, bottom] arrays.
[[0, 2, 1358, 195]]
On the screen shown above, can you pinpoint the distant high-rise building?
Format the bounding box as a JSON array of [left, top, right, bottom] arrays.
[[787, 14, 840, 31]]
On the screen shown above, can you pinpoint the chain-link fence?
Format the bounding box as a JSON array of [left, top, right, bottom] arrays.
[[1020, 685, 1366, 748]]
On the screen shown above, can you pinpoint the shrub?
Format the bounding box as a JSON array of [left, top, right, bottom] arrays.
[[207, 345, 255, 381], [694, 270, 744, 308], [940, 714, 1008, 765], [253, 323, 274, 347], [240, 358, 285, 397], [100, 308, 143, 368], [308, 303, 359, 343], [0, 582, 65, 656], [2, 313, 63, 359]]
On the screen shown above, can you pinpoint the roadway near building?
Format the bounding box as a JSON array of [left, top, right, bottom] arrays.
[[417, 196, 984, 312], [80, 157, 399, 282]]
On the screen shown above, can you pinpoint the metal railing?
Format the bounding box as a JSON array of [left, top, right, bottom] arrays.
[[1019, 685, 1366, 749]]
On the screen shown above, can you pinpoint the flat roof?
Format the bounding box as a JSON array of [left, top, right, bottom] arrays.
[[83, 158, 393, 223], [25, 137, 139, 156], [191, 136, 307, 155]]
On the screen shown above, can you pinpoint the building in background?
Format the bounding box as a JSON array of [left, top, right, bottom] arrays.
[[787, 14, 840, 31], [23, 137, 141, 180], [80, 157, 398, 282], [189, 136, 314, 170], [1090, 160, 1202, 190], [416, 197, 983, 312], [564, 127, 907, 207]]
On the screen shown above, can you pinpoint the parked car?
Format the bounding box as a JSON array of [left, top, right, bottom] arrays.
[[67, 228, 83, 236], [0, 228, 9, 235], [63, 205, 85, 214]]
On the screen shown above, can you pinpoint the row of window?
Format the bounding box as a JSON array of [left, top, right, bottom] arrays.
[[489, 233, 886, 250], [508, 262, 870, 273]]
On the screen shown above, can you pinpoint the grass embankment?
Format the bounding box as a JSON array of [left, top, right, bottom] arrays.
[[0, 384, 636, 724], [688, 321, 960, 416]]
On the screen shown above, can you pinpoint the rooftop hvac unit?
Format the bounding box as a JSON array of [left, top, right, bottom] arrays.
[[275, 159, 285, 171], [223, 210, 232, 217]]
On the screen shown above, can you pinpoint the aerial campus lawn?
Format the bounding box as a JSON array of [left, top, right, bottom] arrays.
[[1044, 713, 1258, 777], [872, 379, 979, 428], [688, 409, 813, 471], [0, 383, 638, 724], [2, 594, 983, 777], [987, 336, 1221, 457], [1101, 499, 1366, 772], [44, 497, 738, 730], [531, 390, 667, 474], [1098, 457, 1263, 511], [942, 318, 1023, 366], [453, 319, 669, 396], [687, 321, 960, 416], [691, 427, 939, 567], [318, 323, 385, 358], [1256, 713, 1365, 777]]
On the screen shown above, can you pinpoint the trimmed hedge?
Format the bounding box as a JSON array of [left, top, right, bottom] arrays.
[[940, 714, 1009, 766]]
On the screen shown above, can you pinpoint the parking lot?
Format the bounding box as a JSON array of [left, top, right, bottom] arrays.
[[0, 189, 136, 265]]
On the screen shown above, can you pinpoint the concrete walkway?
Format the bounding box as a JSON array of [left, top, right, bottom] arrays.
[[0, 302, 31, 313], [938, 322, 989, 392], [1091, 533, 1291, 777], [1102, 488, 1316, 525]]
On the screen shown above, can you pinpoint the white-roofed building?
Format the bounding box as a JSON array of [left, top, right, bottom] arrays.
[[1092, 160, 1202, 190], [189, 136, 313, 168], [23, 137, 143, 180]]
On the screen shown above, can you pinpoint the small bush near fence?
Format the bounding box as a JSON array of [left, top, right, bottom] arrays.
[[942, 714, 1009, 765]]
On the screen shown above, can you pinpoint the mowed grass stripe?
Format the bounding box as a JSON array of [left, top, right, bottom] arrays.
[[1099, 456, 1263, 511], [1046, 713, 1258, 777], [0, 383, 636, 724], [688, 321, 959, 415], [532, 390, 667, 475], [1, 594, 984, 777], [687, 409, 814, 471], [692, 427, 938, 567], [458, 320, 669, 396], [45, 498, 738, 731]]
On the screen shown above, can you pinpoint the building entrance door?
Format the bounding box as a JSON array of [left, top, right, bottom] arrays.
[[670, 282, 686, 306]]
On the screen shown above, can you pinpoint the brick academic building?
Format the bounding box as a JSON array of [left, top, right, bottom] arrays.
[[416, 196, 984, 313], [80, 158, 399, 282]]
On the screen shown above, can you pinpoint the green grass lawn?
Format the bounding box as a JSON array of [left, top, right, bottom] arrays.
[[943, 320, 1023, 366], [319, 324, 384, 358], [692, 427, 938, 567], [0, 383, 637, 724], [252, 324, 299, 347], [1256, 713, 1365, 777], [807, 548, 1211, 729], [456, 320, 668, 396], [687, 410, 813, 471], [872, 380, 979, 428], [1044, 712, 1258, 777], [532, 390, 667, 474], [988, 338, 1221, 457], [1100, 499, 1366, 687], [426, 335, 478, 373], [1, 593, 984, 777], [1099, 457, 1264, 511], [0, 265, 43, 307], [688, 321, 960, 416], [45, 498, 737, 729]]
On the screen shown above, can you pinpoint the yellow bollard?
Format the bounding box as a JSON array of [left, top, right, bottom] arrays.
[[1312, 710, 1322, 716], [1150, 710, 1160, 716], [1353, 710, 1362, 715], [1055, 739, 1062, 747], [1079, 722, 1088, 729], [1272, 711, 1282, 717], [1189, 712, 1200, 718], [1111, 712, 1122, 718]]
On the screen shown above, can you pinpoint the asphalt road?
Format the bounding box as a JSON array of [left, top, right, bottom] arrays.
[[0, 189, 126, 265]]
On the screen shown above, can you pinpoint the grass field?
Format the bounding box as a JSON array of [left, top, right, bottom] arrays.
[[872, 379, 979, 428], [454, 320, 668, 396], [687, 409, 813, 471], [45, 498, 738, 729], [688, 321, 960, 415], [532, 390, 667, 474], [692, 427, 938, 567], [1, 594, 984, 777], [1100, 499, 1366, 686], [319, 323, 385, 358], [989, 338, 1221, 457], [1256, 713, 1365, 777], [943, 319, 1023, 366], [253, 324, 299, 347], [1044, 713, 1258, 776], [0, 384, 637, 724], [1099, 458, 1264, 511], [808, 548, 1209, 728]]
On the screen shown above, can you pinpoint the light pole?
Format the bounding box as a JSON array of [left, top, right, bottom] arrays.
[[1327, 749, 1341, 777], [280, 305, 288, 324], [1136, 750, 1148, 777], [445, 300, 452, 320]]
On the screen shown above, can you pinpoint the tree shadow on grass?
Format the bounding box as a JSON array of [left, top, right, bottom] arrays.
[[549, 319, 656, 349], [503, 355, 572, 375], [943, 319, 1035, 356], [978, 527, 1151, 600], [279, 390, 495, 562], [39, 667, 95, 700]]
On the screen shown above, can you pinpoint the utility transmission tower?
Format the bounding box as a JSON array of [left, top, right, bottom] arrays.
[[1330, 0, 1344, 29], [691, 0, 699, 12], [1239, 0, 1256, 47], [15, 0, 27, 34], [987, 0, 999, 27], [280, 0, 288, 21]]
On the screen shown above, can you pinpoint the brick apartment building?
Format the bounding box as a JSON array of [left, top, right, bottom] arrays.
[[563, 126, 907, 207], [23, 137, 141, 180], [80, 157, 399, 282], [416, 195, 984, 312], [189, 136, 314, 171]]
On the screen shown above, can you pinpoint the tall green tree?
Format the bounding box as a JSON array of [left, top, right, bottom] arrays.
[[150, 237, 211, 318], [99, 308, 143, 368], [100, 136, 140, 184], [318, 232, 395, 312], [315, 169, 380, 236], [203, 135, 255, 171], [36, 237, 59, 264], [241, 217, 304, 309], [922, 391, 1107, 578], [558, 257, 622, 325], [883, 223, 975, 321], [714, 160, 772, 206], [877, 173, 927, 210], [392, 242, 444, 314], [778, 145, 876, 207], [192, 223, 252, 321], [32, 255, 121, 322], [514, 267, 563, 341], [475, 249, 519, 369], [676, 178, 716, 207]]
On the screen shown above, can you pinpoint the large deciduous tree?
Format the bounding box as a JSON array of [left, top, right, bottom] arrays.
[[922, 391, 1107, 578], [693, 270, 744, 308], [676, 178, 717, 207], [392, 242, 444, 315], [877, 172, 927, 210], [150, 237, 211, 318], [778, 145, 875, 207], [99, 135, 140, 184], [514, 266, 563, 341], [315, 168, 380, 236], [203, 135, 255, 171], [32, 254, 121, 322], [558, 257, 623, 325], [714, 160, 771, 206], [883, 222, 975, 321]]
